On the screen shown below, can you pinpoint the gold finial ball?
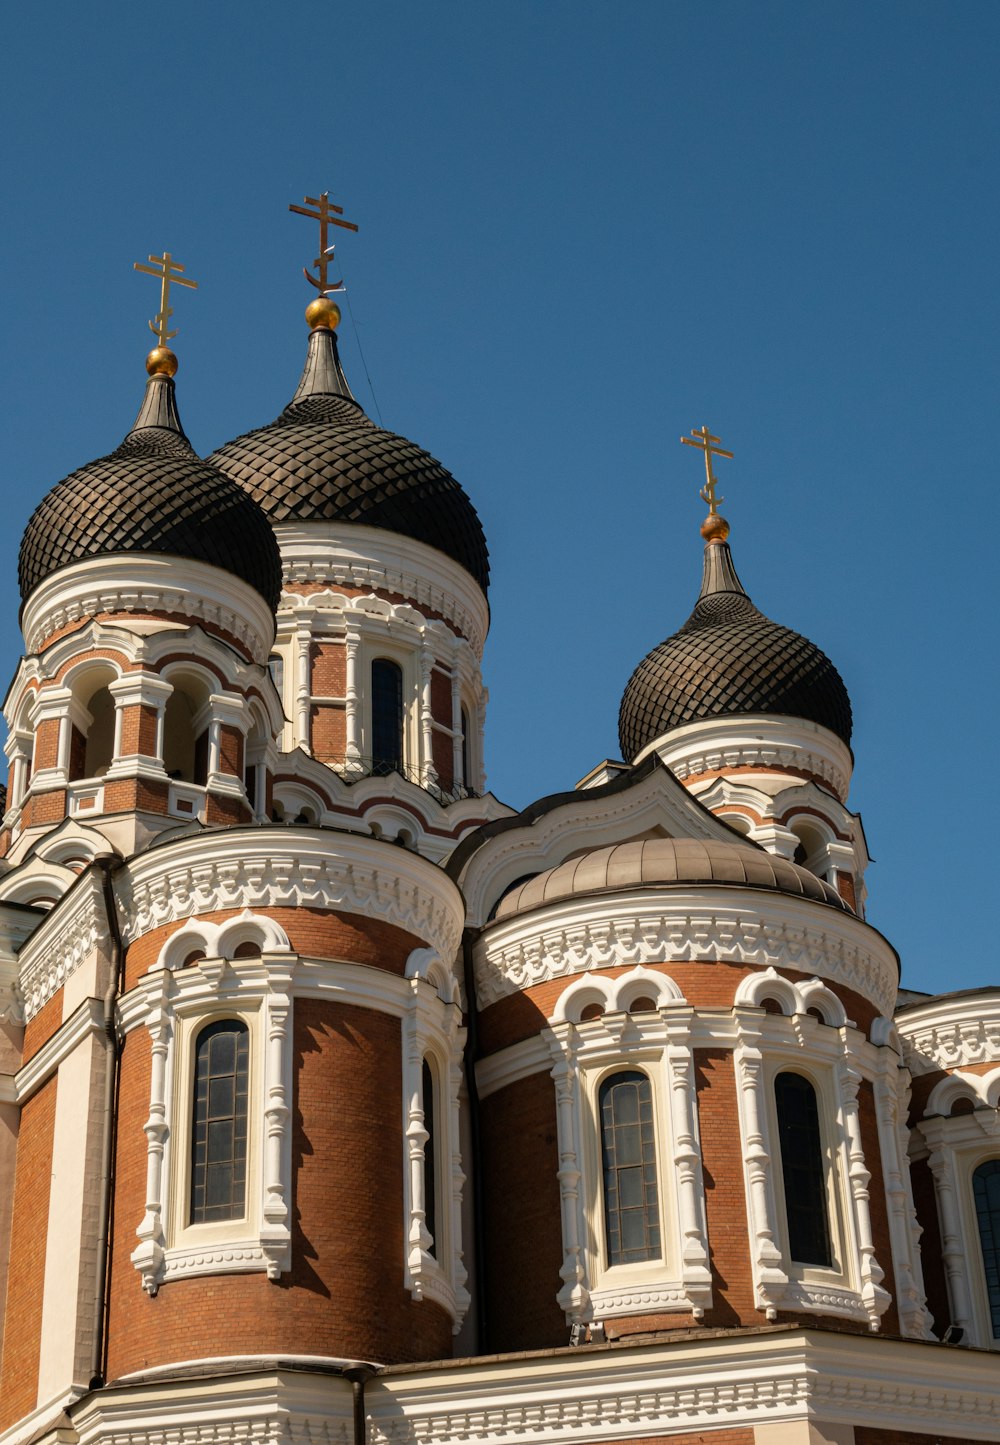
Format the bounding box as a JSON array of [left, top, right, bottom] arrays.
[[146, 346, 178, 378], [700, 511, 731, 544], [305, 297, 342, 331]]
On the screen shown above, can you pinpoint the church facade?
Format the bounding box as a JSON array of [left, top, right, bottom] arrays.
[[0, 248, 999, 1445]]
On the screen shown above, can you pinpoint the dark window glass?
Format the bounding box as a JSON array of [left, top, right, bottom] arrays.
[[460, 707, 470, 790], [372, 659, 403, 774], [599, 1071, 660, 1265], [974, 1159, 1000, 1336], [190, 1019, 250, 1225], [423, 1058, 437, 1258], [775, 1071, 833, 1267]]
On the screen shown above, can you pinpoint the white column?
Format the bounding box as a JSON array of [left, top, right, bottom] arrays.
[[872, 1061, 933, 1338], [664, 1013, 712, 1315], [295, 622, 312, 754], [925, 1132, 977, 1340], [836, 1057, 889, 1329], [734, 1020, 787, 1318], [132, 982, 172, 1295], [260, 958, 294, 1279], [547, 1026, 589, 1319], [419, 647, 437, 787], [344, 629, 362, 769], [451, 663, 463, 792]]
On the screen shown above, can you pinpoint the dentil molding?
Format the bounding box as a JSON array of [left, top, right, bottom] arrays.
[[475, 886, 899, 1016], [115, 828, 466, 964], [896, 992, 1000, 1076], [21, 555, 276, 665]]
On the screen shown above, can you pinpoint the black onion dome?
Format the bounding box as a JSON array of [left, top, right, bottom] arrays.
[[619, 538, 852, 762], [495, 837, 849, 920], [207, 326, 490, 593], [19, 374, 282, 610]]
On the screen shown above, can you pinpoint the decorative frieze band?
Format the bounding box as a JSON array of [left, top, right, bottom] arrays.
[[897, 994, 1000, 1076], [475, 888, 899, 1016]]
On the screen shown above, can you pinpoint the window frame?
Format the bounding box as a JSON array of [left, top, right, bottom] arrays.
[[546, 982, 712, 1325], [766, 1063, 847, 1284], [168, 1003, 264, 1260]]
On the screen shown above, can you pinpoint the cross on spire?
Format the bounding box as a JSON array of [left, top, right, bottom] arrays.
[[289, 190, 359, 294], [133, 251, 199, 348], [681, 424, 734, 515]]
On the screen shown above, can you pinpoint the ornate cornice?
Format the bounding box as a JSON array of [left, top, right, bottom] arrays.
[[17, 871, 105, 1023], [274, 523, 489, 659], [475, 887, 898, 1016], [638, 714, 853, 803], [896, 993, 1000, 1076], [115, 829, 465, 964], [21, 555, 276, 665]]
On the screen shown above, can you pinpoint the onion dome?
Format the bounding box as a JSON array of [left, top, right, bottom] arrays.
[[207, 300, 490, 592], [495, 837, 849, 921], [19, 358, 282, 610], [619, 531, 852, 763]]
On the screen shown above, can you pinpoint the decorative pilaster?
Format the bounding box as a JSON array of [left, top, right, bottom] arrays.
[[295, 622, 312, 753], [260, 956, 295, 1279], [872, 1056, 933, 1338], [926, 1136, 976, 1339], [664, 1013, 712, 1316], [419, 647, 438, 788], [734, 1020, 787, 1319], [836, 1056, 890, 1329], [131, 976, 172, 1296], [344, 629, 362, 769], [547, 1025, 589, 1319]]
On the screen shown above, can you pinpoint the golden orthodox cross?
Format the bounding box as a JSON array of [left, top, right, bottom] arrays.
[[681, 424, 733, 514], [133, 251, 199, 347], [289, 190, 359, 293]]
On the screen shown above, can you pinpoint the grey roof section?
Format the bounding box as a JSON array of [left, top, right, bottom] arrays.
[[208, 327, 490, 593], [19, 374, 283, 610], [494, 836, 849, 922], [618, 540, 852, 761]]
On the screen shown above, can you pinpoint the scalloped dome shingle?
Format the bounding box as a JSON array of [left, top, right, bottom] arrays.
[[208, 329, 490, 593], [19, 376, 282, 610], [494, 836, 849, 921], [618, 540, 852, 762]]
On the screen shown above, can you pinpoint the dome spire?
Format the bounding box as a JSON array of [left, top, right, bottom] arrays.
[[287, 188, 360, 403], [130, 249, 200, 438], [680, 423, 733, 545]]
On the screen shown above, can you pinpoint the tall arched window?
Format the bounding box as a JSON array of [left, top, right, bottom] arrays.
[[774, 1071, 833, 1267], [599, 1070, 661, 1266], [460, 706, 470, 793], [423, 1058, 437, 1259], [371, 659, 403, 775], [190, 1019, 250, 1225], [973, 1159, 1000, 1337]]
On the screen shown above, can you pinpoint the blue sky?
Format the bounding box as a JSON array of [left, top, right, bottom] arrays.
[[2, 2, 998, 995]]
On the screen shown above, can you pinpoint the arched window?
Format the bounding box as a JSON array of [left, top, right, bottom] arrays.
[[190, 1019, 250, 1225], [460, 706, 470, 792], [423, 1058, 437, 1258], [67, 670, 117, 782], [774, 1071, 833, 1267], [371, 659, 403, 775], [164, 672, 212, 786], [973, 1159, 1000, 1337], [599, 1070, 661, 1266]]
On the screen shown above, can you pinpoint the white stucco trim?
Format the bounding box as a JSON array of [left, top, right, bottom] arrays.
[[637, 714, 854, 802], [21, 555, 276, 665]]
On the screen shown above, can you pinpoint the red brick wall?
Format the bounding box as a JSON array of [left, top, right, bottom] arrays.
[[0, 1077, 57, 1428], [694, 1048, 757, 1327], [218, 725, 244, 778], [432, 727, 454, 793], [311, 642, 346, 697], [477, 961, 881, 1056], [124, 908, 422, 990], [106, 999, 451, 1375], [480, 1073, 566, 1352], [118, 705, 159, 758], [311, 704, 347, 764], [23, 990, 65, 1064]]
